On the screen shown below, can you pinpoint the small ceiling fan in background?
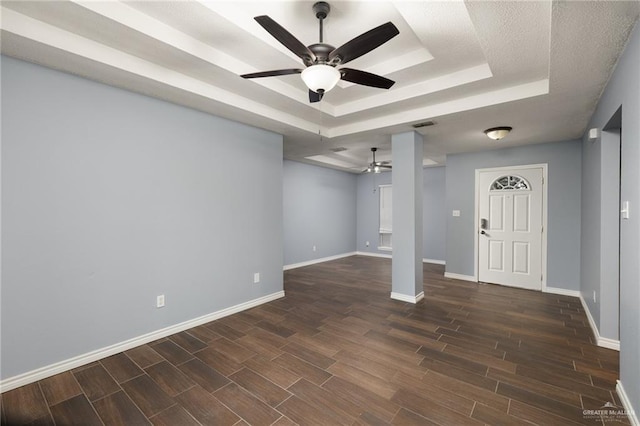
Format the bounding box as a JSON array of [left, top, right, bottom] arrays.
[[363, 147, 392, 173], [241, 1, 399, 103]]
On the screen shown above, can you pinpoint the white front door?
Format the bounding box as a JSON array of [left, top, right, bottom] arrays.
[[478, 167, 544, 290]]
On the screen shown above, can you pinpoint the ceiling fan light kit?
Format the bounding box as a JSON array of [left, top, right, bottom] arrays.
[[240, 1, 399, 103], [363, 147, 392, 173], [301, 64, 341, 93], [484, 126, 512, 140]]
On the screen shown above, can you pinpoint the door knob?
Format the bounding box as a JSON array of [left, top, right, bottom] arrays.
[[480, 230, 486, 235]]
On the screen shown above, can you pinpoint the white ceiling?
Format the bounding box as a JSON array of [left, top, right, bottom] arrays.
[[1, 1, 638, 172]]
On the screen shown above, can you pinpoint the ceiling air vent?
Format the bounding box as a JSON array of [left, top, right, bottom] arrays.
[[330, 147, 348, 152], [412, 120, 436, 129]]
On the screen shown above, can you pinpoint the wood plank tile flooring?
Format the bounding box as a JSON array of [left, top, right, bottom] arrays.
[[1, 256, 627, 425]]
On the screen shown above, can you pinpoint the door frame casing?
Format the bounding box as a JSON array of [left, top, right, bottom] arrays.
[[474, 163, 548, 291]]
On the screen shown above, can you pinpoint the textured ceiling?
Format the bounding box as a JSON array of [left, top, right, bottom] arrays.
[[1, 1, 638, 172]]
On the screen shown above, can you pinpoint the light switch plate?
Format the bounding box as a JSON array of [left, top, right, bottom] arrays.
[[621, 201, 630, 219], [452, 210, 460, 217]]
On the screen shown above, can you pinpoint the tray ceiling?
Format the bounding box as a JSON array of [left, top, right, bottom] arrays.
[[1, 1, 638, 172]]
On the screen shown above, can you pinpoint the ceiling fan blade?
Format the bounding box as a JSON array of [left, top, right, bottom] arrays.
[[309, 89, 323, 103], [329, 22, 399, 65], [340, 68, 395, 89], [241, 69, 303, 79], [254, 16, 316, 63]]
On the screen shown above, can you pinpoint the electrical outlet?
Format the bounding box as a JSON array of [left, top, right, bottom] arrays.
[[365, 241, 370, 247], [156, 294, 165, 308], [313, 245, 317, 252], [253, 273, 260, 284]]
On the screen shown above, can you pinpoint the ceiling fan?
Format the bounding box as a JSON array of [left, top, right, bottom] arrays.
[[240, 2, 399, 103], [363, 147, 392, 173]]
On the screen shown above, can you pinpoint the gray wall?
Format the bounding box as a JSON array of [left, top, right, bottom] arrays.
[[356, 171, 392, 255], [422, 167, 446, 262], [598, 129, 621, 341], [1, 56, 284, 380], [391, 132, 423, 297], [356, 167, 446, 262], [445, 140, 582, 291], [582, 22, 640, 413], [580, 133, 603, 327], [581, 127, 621, 341], [283, 160, 357, 266]]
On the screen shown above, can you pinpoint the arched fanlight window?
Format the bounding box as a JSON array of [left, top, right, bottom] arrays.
[[490, 175, 530, 191]]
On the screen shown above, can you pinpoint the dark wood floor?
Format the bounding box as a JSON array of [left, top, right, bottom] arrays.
[[1, 256, 627, 425]]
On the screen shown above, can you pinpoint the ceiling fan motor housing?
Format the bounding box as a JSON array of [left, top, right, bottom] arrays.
[[307, 43, 336, 65]]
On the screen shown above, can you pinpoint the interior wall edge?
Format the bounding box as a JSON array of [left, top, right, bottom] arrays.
[[616, 381, 640, 426]]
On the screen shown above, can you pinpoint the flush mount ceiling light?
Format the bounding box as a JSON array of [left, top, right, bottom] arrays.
[[484, 126, 512, 140]]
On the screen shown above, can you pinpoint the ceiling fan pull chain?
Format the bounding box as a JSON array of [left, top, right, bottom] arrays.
[[318, 100, 324, 142]]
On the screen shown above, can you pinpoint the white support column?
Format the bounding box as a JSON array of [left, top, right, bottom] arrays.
[[391, 131, 424, 303]]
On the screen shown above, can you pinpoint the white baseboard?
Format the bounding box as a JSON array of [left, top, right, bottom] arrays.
[[284, 252, 357, 270], [514, 286, 621, 350], [355, 252, 446, 266], [543, 286, 580, 297], [617, 380, 639, 426], [390, 291, 424, 304], [597, 336, 621, 351], [355, 251, 392, 259], [444, 272, 477, 282], [578, 294, 620, 351], [0, 291, 285, 393]]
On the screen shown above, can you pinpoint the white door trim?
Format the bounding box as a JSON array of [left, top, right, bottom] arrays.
[[474, 164, 548, 291]]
